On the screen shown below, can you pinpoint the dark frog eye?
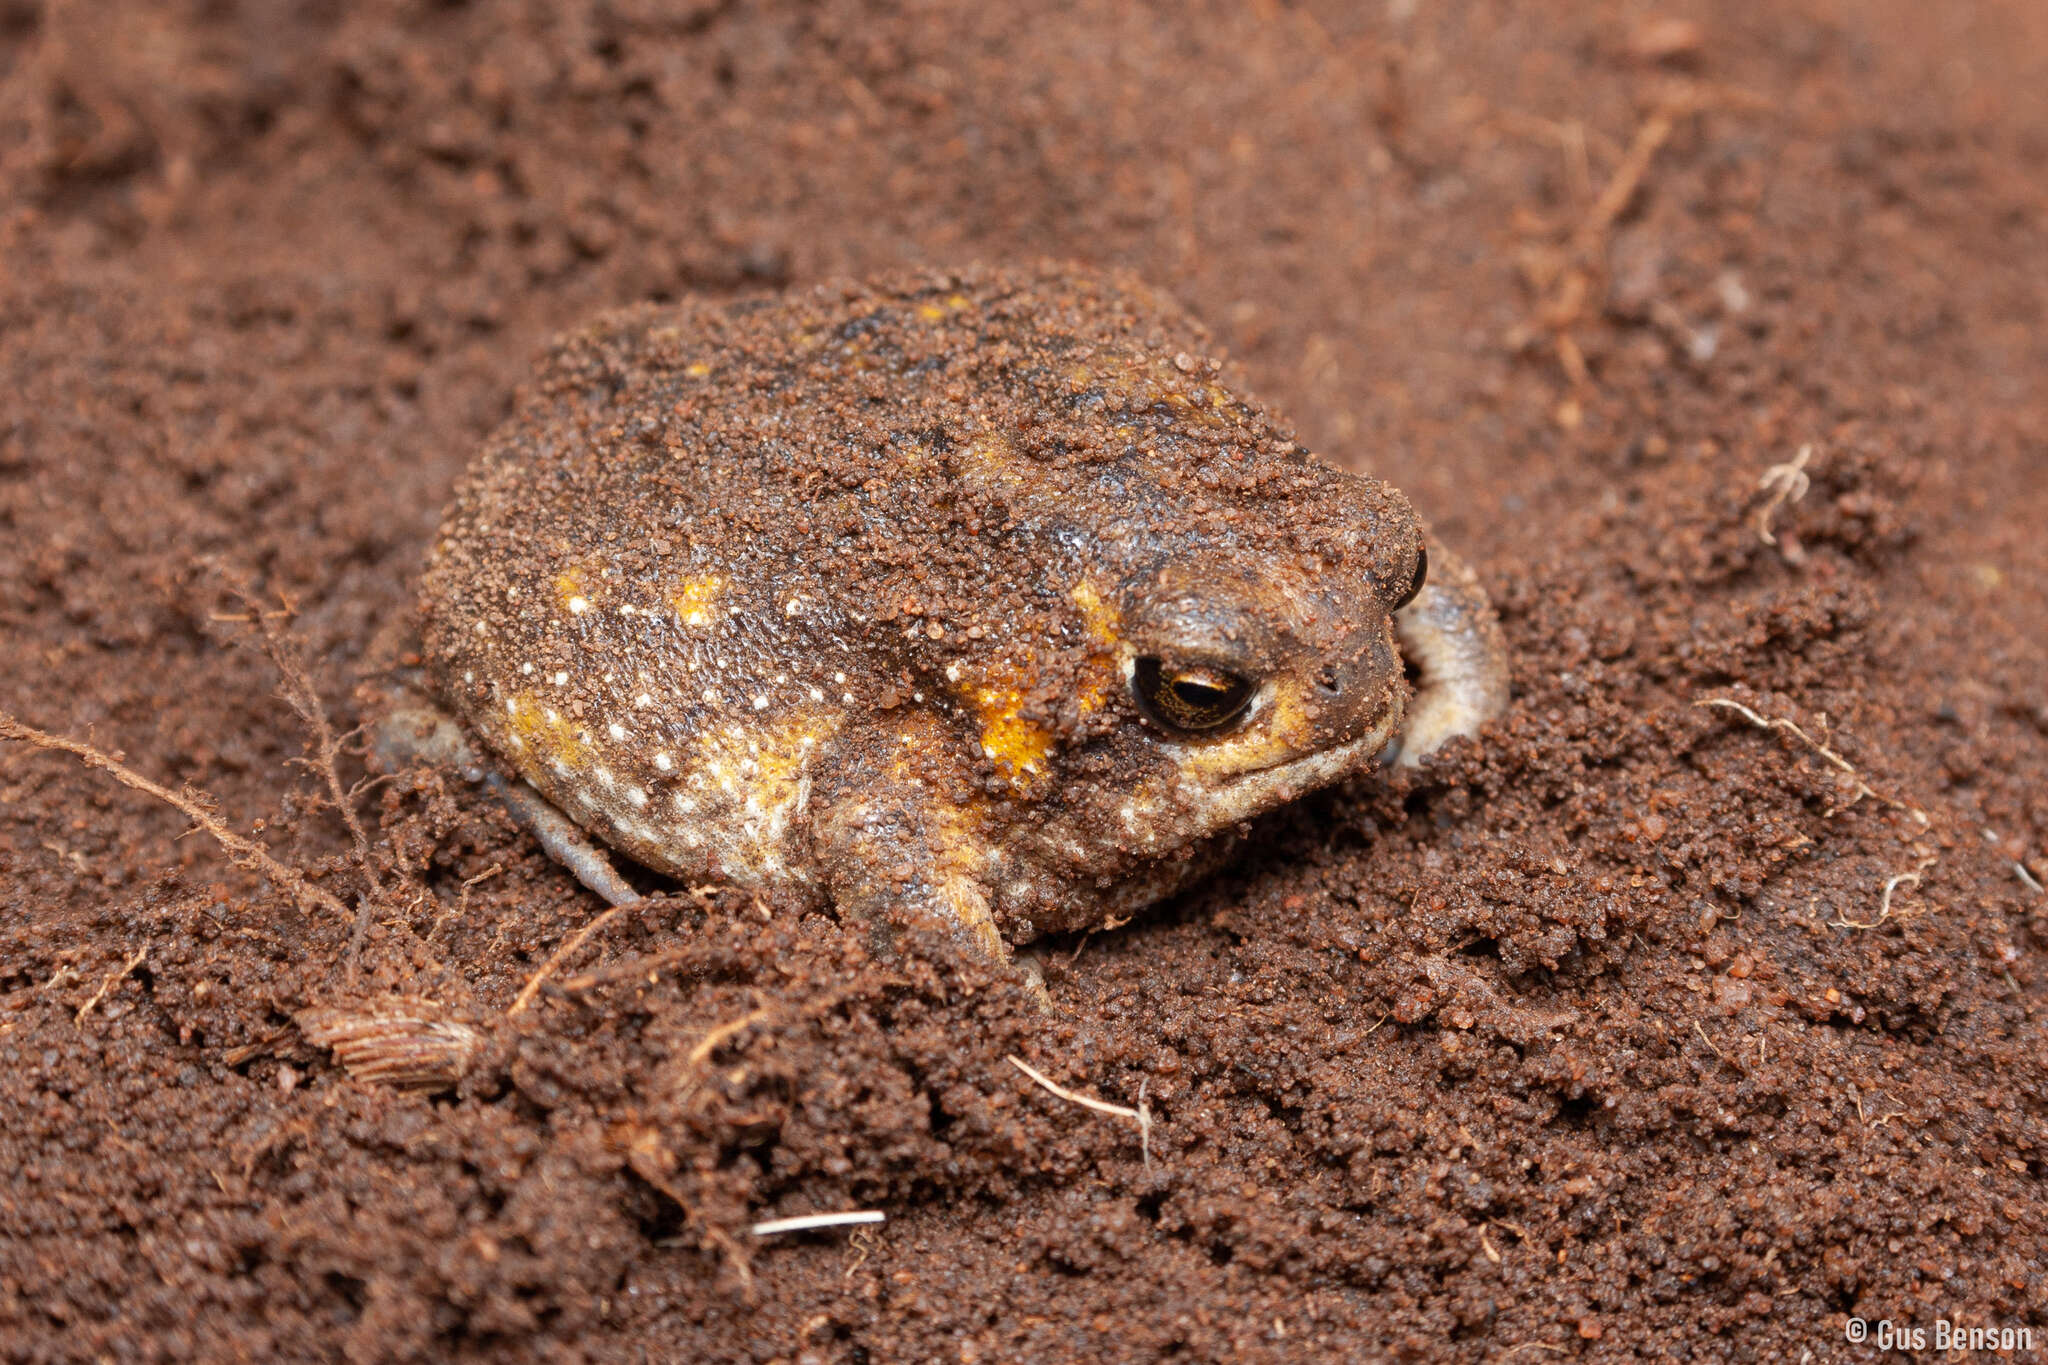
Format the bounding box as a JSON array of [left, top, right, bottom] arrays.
[[1391, 545, 1428, 612], [1132, 657, 1257, 733]]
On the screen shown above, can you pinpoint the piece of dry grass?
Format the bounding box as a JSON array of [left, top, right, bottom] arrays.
[[750, 1211, 886, 1237], [1007, 1055, 1156, 1169], [212, 580, 392, 972]]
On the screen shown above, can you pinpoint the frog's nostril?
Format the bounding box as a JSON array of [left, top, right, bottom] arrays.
[[1316, 667, 1342, 696]]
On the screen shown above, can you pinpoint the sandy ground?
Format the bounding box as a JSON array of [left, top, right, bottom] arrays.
[[2, 1, 2045, 1360]]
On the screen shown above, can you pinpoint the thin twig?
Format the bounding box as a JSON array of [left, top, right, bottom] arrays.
[[75, 947, 147, 1023], [507, 903, 627, 1016], [750, 1211, 886, 1237], [1007, 1055, 1156, 1169], [0, 712, 352, 923]]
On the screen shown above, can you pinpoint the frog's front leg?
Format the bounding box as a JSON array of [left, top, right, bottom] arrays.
[[1389, 545, 1510, 765], [807, 729, 1009, 964], [373, 698, 644, 907]]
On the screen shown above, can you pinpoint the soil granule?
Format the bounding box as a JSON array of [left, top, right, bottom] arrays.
[[3, 2, 2045, 1361]]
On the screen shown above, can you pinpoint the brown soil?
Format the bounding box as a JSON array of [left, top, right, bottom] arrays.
[[3, 2, 2045, 1361]]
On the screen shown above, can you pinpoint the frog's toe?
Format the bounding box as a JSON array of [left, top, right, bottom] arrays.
[[1389, 547, 1509, 765]]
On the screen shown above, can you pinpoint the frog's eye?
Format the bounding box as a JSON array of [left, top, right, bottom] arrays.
[[1390, 545, 1428, 612], [1132, 657, 1257, 734]]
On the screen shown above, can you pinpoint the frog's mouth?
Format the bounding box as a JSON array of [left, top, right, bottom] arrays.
[[1190, 702, 1403, 827]]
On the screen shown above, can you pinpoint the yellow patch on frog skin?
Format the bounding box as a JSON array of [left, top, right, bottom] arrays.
[[682, 708, 842, 885], [915, 293, 974, 321], [955, 653, 1056, 785], [1067, 579, 1121, 648], [667, 573, 724, 626], [952, 429, 1019, 485], [554, 566, 594, 615], [958, 583, 1121, 792], [684, 361, 711, 378], [502, 692, 592, 776], [1177, 677, 1318, 778]]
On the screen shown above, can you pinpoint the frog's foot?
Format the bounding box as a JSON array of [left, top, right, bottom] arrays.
[[374, 699, 644, 907], [1388, 547, 1510, 766]]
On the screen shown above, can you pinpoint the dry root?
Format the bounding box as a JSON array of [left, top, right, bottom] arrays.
[[0, 711, 353, 925], [1693, 697, 1926, 823]]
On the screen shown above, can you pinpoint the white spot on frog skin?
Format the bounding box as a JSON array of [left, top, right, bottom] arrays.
[[544, 708, 560, 725], [521, 662, 534, 675], [674, 793, 696, 813], [462, 670, 474, 684], [473, 620, 488, 634], [753, 695, 769, 710], [636, 693, 654, 708], [568, 596, 591, 614], [784, 598, 801, 616], [608, 722, 628, 741], [945, 662, 961, 682], [505, 697, 520, 714], [553, 671, 569, 686], [843, 692, 856, 704], [593, 766, 617, 790], [809, 687, 824, 702], [834, 672, 847, 684], [703, 687, 720, 704], [507, 586, 519, 600], [628, 787, 648, 808], [654, 751, 673, 771]]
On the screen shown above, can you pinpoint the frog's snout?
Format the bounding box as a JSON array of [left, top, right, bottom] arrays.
[[1295, 618, 1404, 743]]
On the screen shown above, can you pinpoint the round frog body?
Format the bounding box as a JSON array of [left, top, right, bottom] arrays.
[[389, 264, 1508, 960]]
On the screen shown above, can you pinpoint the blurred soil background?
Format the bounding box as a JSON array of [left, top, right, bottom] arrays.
[[2, 1, 2046, 1360]]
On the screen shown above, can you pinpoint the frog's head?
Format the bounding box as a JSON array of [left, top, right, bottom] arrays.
[[1101, 485, 1427, 842]]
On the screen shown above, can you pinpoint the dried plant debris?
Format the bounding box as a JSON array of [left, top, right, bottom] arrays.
[[296, 996, 484, 1089]]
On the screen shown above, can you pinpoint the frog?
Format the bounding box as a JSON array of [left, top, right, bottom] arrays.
[[377, 263, 1508, 962]]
